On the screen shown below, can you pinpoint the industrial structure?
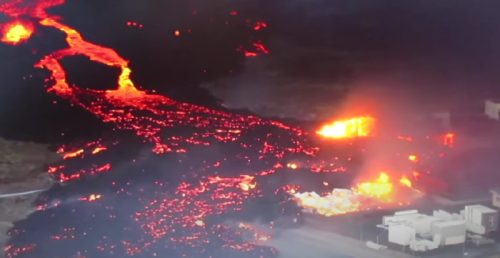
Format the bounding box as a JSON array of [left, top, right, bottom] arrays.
[[485, 100, 500, 120], [380, 205, 498, 252], [491, 188, 500, 209]]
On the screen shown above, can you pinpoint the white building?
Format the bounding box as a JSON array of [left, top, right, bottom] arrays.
[[382, 210, 466, 252], [381, 205, 499, 252], [491, 188, 500, 209], [485, 100, 500, 120]]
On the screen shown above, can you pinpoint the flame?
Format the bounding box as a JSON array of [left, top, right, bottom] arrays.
[[292, 189, 361, 217], [292, 172, 414, 216], [354, 172, 393, 201], [1, 21, 33, 45], [317, 116, 375, 139]]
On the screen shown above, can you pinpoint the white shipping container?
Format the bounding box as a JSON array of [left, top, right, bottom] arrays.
[[388, 224, 414, 246]]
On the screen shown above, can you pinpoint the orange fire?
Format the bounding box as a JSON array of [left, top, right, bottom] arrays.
[[316, 116, 375, 139], [292, 189, 361, 217], [354, 172, 393, 201], [292, 172, 414, 216], [1, 21, 33, 45]]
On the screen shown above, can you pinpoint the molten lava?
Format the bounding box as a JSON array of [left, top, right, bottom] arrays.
[[317, 116, 375, 139], [1, 20, 33, 45]]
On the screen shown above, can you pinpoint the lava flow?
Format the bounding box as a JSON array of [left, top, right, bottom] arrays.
[[0, 1, 453, 258]]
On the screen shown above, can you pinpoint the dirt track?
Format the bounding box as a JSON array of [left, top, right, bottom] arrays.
[[0, 138, 56, 258]]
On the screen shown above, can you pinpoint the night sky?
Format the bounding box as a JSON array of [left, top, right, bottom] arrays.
[[1, 0, 500, 141]]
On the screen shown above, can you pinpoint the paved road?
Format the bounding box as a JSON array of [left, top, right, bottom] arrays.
[[270, 225, 413, 258]]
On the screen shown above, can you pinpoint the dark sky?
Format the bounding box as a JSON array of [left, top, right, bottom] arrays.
[[1, 0, 500, 140]]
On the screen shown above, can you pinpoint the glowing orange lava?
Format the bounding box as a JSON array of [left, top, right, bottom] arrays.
[[317, 116, 375, 139], [1, 21, 33, 45]]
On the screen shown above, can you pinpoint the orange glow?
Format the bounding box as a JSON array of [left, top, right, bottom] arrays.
[[354, 172, 393, 201], [317, 116, 375, 139], [286, 162, 298, 170], [1, 21, 33, 45], [442, 132, 455, 148], [408, 154, 418, 162]]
